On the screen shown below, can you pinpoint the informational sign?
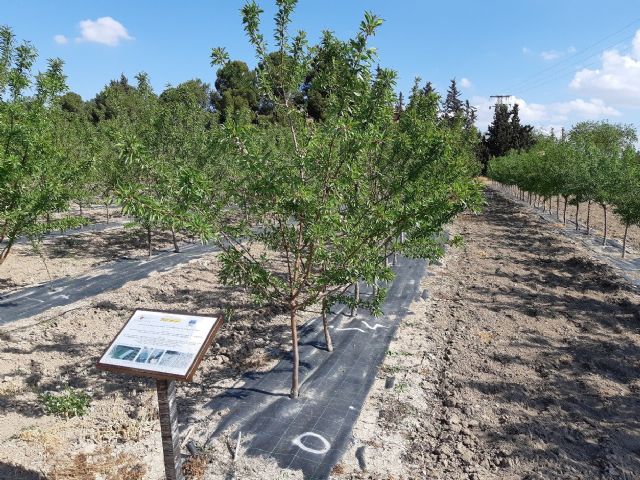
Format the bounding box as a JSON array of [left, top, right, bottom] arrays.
[[97, 309, 222, 381]]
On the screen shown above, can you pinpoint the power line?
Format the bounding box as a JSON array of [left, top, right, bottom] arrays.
[[514, 43, 633, 96], [506, 17, 640, 93]]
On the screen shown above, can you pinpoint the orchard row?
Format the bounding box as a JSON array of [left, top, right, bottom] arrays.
[[488, 123, 640, 257]]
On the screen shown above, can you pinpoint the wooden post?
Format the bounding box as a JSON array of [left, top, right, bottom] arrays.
[[156, 379, 184, 480]]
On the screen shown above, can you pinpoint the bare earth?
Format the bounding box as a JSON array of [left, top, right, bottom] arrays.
[[1, 189, 639, 479], [336, 189, 640, 479], [0, 225, 186, 293], [0, 250, 308, 480]]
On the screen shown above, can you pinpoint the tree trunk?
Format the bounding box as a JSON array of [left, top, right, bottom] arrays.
[[321, 297, 333, 352], [290, 306, 300, 398], [556, 196, 560, 219], [351, 282, 359, 317], [0, 245, 12, 266], [79, 202, 83, 216], [622, 224, 629, 258], [105, 202, 110, 224], [586, 201, 591, 234], [147, 226, 152, 257], [0, 235, 15, 266], [171, 228, 180, 253], [602, 205, 608, 246], [575, 203, 580, 231], [563, 197, 568, 224]]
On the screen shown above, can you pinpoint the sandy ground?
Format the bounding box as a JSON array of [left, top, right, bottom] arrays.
[[1, 188, 639, 479], [0, 249, 309, 480], [0, 225, 187, 293], [335, 189, 640, 479]]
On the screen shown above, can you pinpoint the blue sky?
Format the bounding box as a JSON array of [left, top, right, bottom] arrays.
[[3, 0, 640, 133]]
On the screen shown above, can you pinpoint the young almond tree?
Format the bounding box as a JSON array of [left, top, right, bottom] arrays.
[[613, 149, 640, 258], [0, 26, 85, 267], [570, 121, 637, 244], [210, 1, 481, 398], [115, 76, 221, 255]]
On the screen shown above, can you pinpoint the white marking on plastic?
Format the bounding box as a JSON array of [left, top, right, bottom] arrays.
[[292, 432, 330, 455], [336, 320, 387, 333]]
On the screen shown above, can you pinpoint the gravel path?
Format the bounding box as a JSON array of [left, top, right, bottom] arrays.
[[341, 188, 640, 479]]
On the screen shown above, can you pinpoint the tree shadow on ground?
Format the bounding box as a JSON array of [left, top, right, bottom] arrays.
[[0, 462, 46, 479], [45, 227, 178, 262]]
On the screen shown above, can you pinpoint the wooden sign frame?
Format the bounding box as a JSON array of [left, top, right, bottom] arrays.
[[96, 309, 223, 382]]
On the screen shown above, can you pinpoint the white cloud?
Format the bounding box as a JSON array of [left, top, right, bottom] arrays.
[[53, 34, 68, 45], [472, 95, 620, 132], [76, 17, 133, 46], [460, 77, 472, 89], [522, 47, 531, 55], [569, 30, 640, 106], [540, 46, 576, 61], [541, 50, 561, 61]]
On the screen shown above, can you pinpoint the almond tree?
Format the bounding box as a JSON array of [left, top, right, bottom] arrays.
[[0, 26, 85, 267], [613, 149, 640, 258], [210, 1, 481, 398], [115, 76, 220, 255], [569, 121, 637, 243]]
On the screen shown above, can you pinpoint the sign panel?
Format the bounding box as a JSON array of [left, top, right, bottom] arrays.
[[97, 309, 222, 381]]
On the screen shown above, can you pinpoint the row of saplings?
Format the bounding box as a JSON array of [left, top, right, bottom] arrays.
[[488, 121, 640, 258]]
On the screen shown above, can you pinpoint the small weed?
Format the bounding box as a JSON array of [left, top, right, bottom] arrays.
[[449, 234, 465, 247], [387, 350, 413, 357], [40, 388, 91, 418], [403, 320, 419, 328], [381, 364, 405, 374], [394, 382, 408, 393]]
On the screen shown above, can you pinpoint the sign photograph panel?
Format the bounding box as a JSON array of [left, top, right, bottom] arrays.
[[97, 309, 222, 381]]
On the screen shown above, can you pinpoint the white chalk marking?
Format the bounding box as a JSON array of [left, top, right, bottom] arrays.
[[292, 432, 330, 455], [361, 321, 387, 331], [336, 320, 387, 333]]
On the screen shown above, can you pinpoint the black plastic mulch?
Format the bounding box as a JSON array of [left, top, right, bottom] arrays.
[[198, 256, 427, 479]]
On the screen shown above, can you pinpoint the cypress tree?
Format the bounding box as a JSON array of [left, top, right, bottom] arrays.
[[443, 78, 463, 123], [510, 104, 535, 151], [422, 81, 435, 96]]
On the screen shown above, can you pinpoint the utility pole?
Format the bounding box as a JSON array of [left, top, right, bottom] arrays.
[[489, 95, 513, 109]]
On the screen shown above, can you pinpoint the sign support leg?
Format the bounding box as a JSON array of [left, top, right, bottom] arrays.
[[156, 379, 184, 480]]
